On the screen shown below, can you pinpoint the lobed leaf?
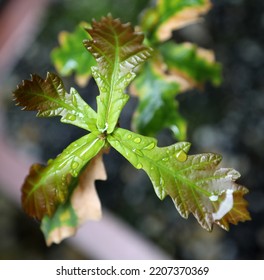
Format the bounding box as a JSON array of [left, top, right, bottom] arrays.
[[107, 128, 251, 231], [41, 152, 107, 245], [21, 132, 105, 220], [51, 22, 96, 87], [141, 0, 212, 42], [83, 15, 152, 134], [131, 59, 187, 140], [13, 72, 97, 131], [130, 42, 221, 140], [159, 42, 222, 87]]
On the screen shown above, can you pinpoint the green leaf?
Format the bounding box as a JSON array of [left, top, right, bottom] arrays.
[[51, 22, 96, 87], [41, 152, 107, 245], [131, 60, 187, 140], [159, 42, 222, 87], [141, 0, 212, 42], [13, 72, 97, 131], [107, 128, 251, 230], [83, 15, 152, 134], [21, 132, 105, 220]]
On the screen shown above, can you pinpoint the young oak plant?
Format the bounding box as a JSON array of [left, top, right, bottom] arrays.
[[52, 0, 222, 141], [14, 15, 250, 245]]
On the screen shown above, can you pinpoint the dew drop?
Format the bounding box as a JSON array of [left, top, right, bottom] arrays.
[[136, 163, 143, 169], [67, 114, 76, 121], [162, 157, 169, 162], [71, 161, 79, 170], [127, 134, 132, 139], [209, 195, 219, 202], [144, 142, 155, 150], [134, 137, 141, 144], [71, 170, 78, 177], [134, 149, 143, 157], [72, 95, 78, 107], [176, 150, 187, 162], [126, 73, 132, 79]]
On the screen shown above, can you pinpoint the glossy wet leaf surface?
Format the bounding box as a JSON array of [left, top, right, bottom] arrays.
[[14, 15, 250, 244], [108, 128, 251, 230], [21, 133, 105, 220], [83, 15, 152, 134], [13, 72, 97, 131]]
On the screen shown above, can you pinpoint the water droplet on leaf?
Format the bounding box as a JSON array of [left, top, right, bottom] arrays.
[[159, 177, 165, 187], [162, 157, 169, 162], [134, 149, 143, 157], [144, 142, 155, 150], [126, 73, 132, 79], [209, 195, 219, 202], [134, 137, 141, 144], [72, 95, 78, 107], [127, 134, 132, 139], [136, 163, 143, 169], [71, 161, 79, 170], [71, 170, 78, 177], [176, 150, 187, 162], [67, 114, 76, 121]]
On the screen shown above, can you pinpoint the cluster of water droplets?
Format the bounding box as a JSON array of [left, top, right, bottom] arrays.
[[125, 133, 156, 169]]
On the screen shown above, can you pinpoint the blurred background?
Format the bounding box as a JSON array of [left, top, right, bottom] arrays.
[[0, 0, 263, 259]]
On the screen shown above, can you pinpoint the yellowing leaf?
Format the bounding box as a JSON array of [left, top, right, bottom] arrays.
[[71, 152, 106, 224], [41, 153, 107, 245], [213, 189, 251, 230], [51, 22, 96, 87], [159, 42, 222, 89], [141, 0, 212, 42], [156, 0, 212, 41]]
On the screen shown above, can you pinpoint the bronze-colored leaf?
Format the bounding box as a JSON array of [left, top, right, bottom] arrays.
[[21, 133, 105, 220], [108, 128, 251, 231], [13, 72, 97, 131], [21, 163, 70, 220], [41, 152, 107, 245], [83, 14, 152, 134]]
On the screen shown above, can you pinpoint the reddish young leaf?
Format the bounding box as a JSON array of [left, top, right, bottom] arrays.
[[108, 128, 251, 231], [41, 152, 107, 246], [13, 72, 97, 131], [21, 133, 105, 220], [83, 15, 152, 134], [21, 163, 69, 220]]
